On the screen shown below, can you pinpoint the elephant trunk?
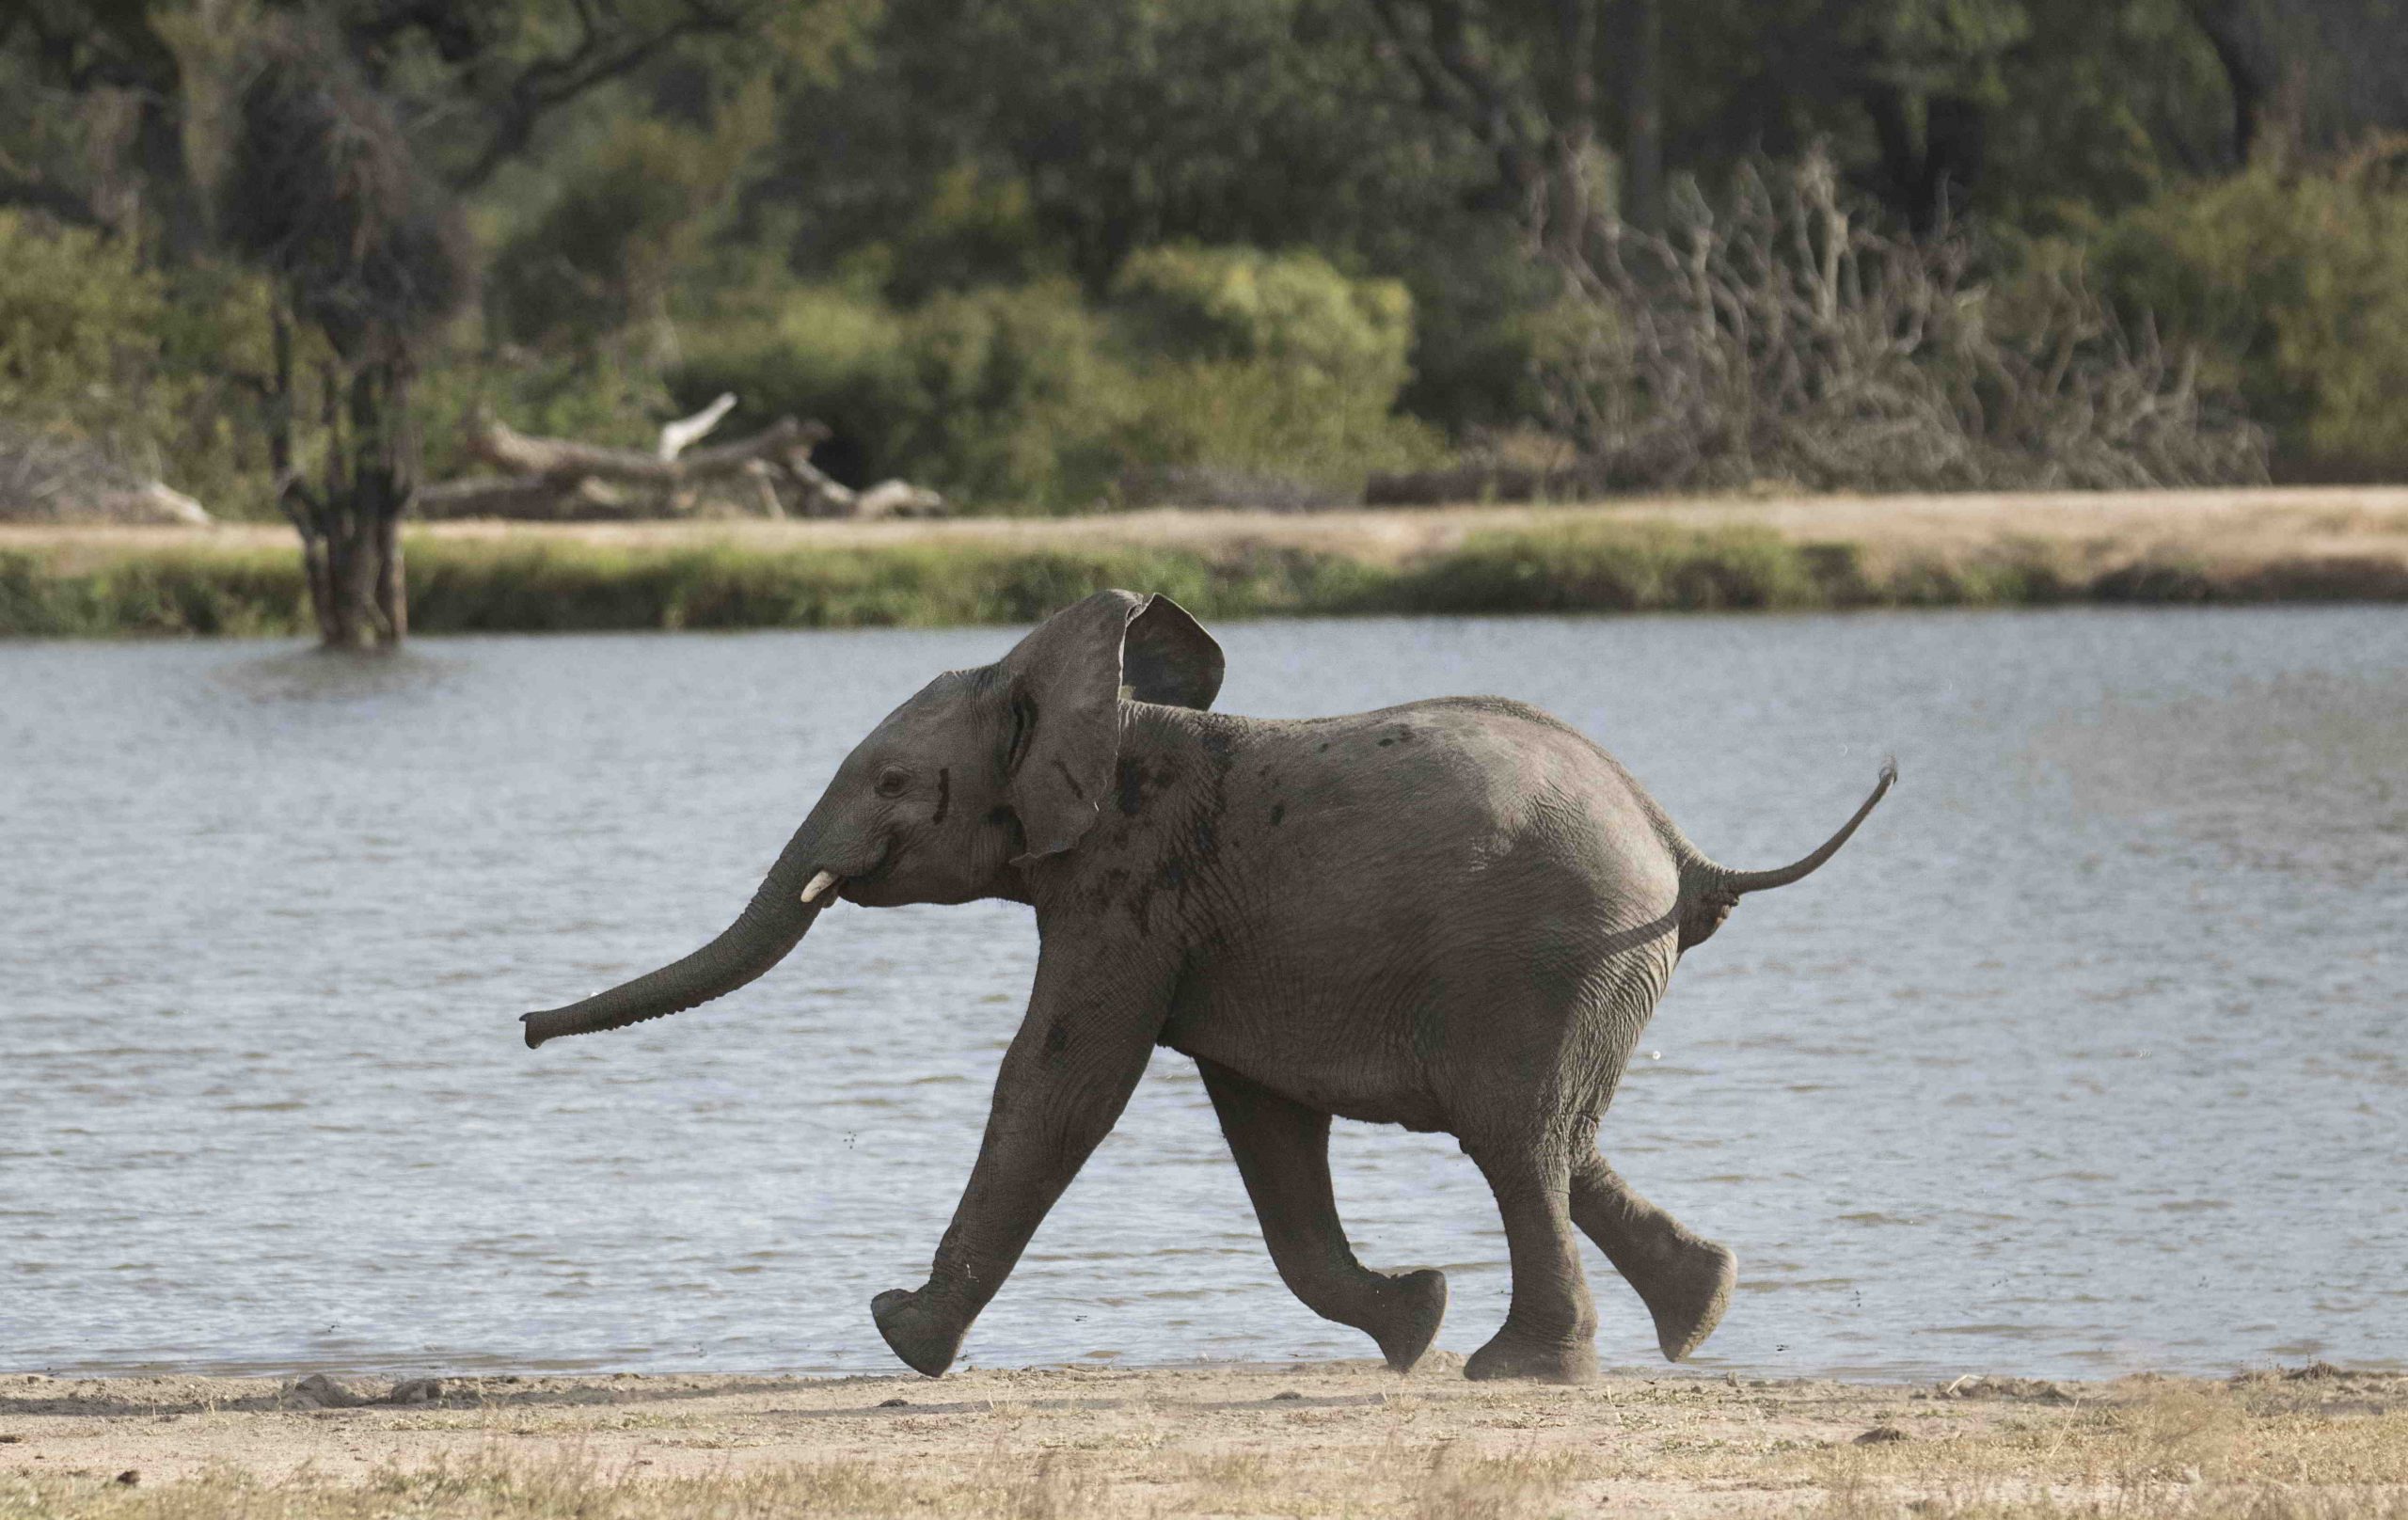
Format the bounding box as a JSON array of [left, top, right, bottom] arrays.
[[521, 819, 829, 1050]]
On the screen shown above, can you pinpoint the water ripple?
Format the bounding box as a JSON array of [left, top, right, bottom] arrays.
[[4, 609, 2404, 1380]]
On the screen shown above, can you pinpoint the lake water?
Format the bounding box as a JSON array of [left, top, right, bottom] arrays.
[[4, 609, 2403, 1384]]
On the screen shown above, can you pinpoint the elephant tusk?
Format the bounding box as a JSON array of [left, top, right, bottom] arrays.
[[800, 869, 839, 905]]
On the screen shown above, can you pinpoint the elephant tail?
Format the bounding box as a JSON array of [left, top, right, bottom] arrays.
[[1705, 758, 1896, 898]]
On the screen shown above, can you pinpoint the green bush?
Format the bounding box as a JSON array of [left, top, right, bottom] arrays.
[[150, 260, 280, 515], [674, 248, 1440, 511], [2089, 150, 2408, 478], [895, 281, 1138, 506], [1115, 357, 1441, 498], [879, 163, 1061, 302], [0, 212, 168, 431], [0, 212, 279, 515], [1108, 245, 1438, 494], [674, 279, 1139, 510], [1112, 244, 1412, 384]]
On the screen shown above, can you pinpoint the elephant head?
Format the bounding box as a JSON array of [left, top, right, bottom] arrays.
[[520, 590, 1225, 1048]]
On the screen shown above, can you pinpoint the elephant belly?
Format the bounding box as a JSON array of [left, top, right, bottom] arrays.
[[1160, 953, 1457, 1131]]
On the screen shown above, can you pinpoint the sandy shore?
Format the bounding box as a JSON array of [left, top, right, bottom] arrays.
[[13, 484, 2408, 576], [4, 1361, 2402, 1517], [12, 486, 2408, 637]]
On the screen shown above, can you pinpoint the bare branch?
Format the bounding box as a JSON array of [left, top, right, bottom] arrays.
[[658, 392, 738, 461], [1532, 150, 2269, 492], [448, 1, 768, 190]]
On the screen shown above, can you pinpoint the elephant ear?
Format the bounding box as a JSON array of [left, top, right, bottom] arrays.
[[1123, 594, 1224, 710], [998, 590, 1224, 862]]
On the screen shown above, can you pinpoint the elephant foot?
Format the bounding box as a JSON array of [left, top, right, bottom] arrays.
[[1365, 1268, 1449, 1373], [1640, 1239, 1736, 1363], [1464, 1329, 1600, 1385], [872, 1287, 967, 1378]]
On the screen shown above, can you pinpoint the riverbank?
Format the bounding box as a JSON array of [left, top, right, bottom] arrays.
[[3, 1363, 2402, 1518], [8, 487, 2408, 637]]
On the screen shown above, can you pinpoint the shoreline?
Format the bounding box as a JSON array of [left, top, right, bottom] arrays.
[[17, 1349, 2405, 1389], [8, 487, 2408, 638], [3, 1362, 2402, 1517]]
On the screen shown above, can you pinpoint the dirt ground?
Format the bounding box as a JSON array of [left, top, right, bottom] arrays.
[[4, 1361, 2403, 1518], [11, 484, 2408, 580]]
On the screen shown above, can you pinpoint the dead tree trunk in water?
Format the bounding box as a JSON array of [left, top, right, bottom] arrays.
[[270, 310, 418, 649], [225, 17, 466, 651], [318, 361, 415, 647]]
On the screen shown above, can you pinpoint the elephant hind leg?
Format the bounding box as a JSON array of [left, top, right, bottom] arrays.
[[1568, 1148, 1735, 1363], [1461, 1137, 1601, 1384], [1200, 1061, 1447, 1373]]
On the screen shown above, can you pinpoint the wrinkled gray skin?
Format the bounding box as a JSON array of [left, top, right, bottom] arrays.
[[523, 592, 1893, 1384]]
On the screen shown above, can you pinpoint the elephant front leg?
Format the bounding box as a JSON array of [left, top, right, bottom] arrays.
[[1200, 1062, 1449, 1373], [872, 947, 1172, 1377]]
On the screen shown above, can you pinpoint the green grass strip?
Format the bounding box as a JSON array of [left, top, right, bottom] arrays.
[[6, 522, 2403, 639]]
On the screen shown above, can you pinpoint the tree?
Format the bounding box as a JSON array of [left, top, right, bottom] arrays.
[[0, 0, 207, 251], [1356, 0, 2241, 238], [2184, 0, 2408, 163], [757, 0, 1472, 289], [1361, 0, 1613, 240], [220, 17, 469, 646], [3, 0, 859, 644]]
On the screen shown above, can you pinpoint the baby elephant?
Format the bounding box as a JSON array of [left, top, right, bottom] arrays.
[[523, 591, 1893, 1383]]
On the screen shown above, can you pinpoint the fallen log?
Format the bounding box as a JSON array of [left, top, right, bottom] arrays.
[[414, 402, 943, 521], [465, 410, 828, 486], [0, 424, 213, 525], [657, 392, 738, 461]]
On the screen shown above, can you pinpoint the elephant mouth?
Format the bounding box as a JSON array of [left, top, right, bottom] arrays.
[[839, 848, 897, 901], [801, 839, 895, 906]]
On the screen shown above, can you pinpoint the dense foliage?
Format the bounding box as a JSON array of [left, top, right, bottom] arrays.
[[2086, 145, 2408, 478], [5, 0, 2408, 522]]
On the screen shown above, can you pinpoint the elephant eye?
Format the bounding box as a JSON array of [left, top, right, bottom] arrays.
[[875, 767, 911, 799]]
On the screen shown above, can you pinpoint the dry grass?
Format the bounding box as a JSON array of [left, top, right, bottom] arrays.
[[13, 485, 2408, 568], [8, 486, 2408, 637], [0, 1447, 1592, 1520], [4, 1367, 2403, 1519], [1814, 1375, 2408, 1519]]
